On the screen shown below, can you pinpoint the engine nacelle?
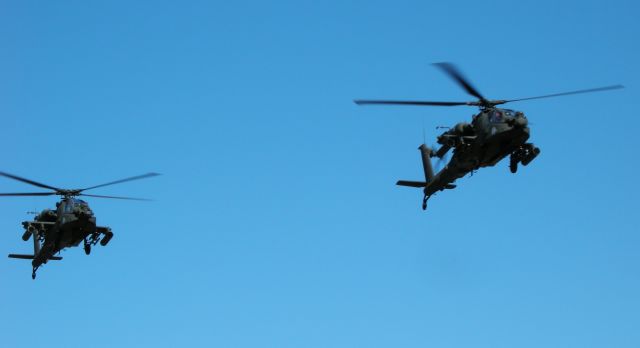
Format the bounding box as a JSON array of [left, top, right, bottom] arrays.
[[36, 209, 57, 223]]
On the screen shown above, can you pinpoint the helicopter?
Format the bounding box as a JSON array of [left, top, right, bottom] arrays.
[[1, 171, 159, 279], [355, 62, 623, 210]]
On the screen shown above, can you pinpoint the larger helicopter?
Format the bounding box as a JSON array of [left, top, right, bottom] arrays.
[[1, 171, 159, 279], [355, 63, 623, 210]]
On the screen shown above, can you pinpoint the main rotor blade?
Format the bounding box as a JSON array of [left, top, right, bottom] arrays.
[[80, 193, 153, 201], [0, 192, 56, 197], [505, 85, 624, 103], [80, 172, 161, 192], [355, 100, 470, 106], [0, 172, 62, 191], [433, 62, 486, 101]]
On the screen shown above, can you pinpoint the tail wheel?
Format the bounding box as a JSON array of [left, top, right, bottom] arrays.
[[84, 243, 91, 255]]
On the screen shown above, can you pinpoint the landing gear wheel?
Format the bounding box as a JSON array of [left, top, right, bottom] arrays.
[[422, 196, 428, 211], [32, 270, 36, 280], [84, 243, 91, 255], [509, 157, 518, 174]]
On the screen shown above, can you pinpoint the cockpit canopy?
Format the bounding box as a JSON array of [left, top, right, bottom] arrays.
[[489, 109, 524, 123], [61, 198, 89, 213]]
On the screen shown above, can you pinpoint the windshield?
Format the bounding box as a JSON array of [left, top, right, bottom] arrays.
[[63, 201, 74, 213], [502, 109, 518, 117], [490, 109, 521, 123], [63, 199, 87, 213], [489, 110, 504, 123]]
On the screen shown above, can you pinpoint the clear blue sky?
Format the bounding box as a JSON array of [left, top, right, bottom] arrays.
[[1, 0, 638, 347]]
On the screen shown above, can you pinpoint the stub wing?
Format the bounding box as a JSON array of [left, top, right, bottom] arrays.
[[96, 226, 114, 246], [96, 226, 111, 233], [22, 221, 55, 231]]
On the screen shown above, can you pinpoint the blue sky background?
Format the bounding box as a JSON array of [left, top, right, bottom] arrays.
[[0, 0, 638, 347]]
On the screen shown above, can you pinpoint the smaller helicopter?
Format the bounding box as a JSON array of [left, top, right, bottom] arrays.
[[1, 171, 159, 279], [355, 62, 623, 210]]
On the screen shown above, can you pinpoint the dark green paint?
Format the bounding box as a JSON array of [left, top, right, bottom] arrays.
[[356, 62, 622, 210], [1, 172, 159, 279]]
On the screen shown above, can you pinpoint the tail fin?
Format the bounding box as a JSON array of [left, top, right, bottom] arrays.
[[418, 144, 435, 183], [396, 144, 436, 211], [7, 228, 55, 261], [396, 144, 435, 188]]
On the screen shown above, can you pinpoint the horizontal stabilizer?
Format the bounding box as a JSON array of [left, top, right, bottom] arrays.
[[8, 254, 34, 260], [7, 254, 62, 261], [444, 184, 457, 189], [396, 180, 427, 188]]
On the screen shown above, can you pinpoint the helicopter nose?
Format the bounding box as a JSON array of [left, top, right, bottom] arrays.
[[75, 209, 92, 220], [514, 116, 528, 128]]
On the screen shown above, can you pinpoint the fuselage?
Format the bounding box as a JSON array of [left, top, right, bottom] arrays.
[[55, 198, 97, 248], [471, 108, 530, 166], [32, 198, 97, 267], [424, 108, 530, 196]]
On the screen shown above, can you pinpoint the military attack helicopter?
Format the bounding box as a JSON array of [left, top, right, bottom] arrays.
[[1, 171, 159, 279], [355, 62, 623, 210]]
